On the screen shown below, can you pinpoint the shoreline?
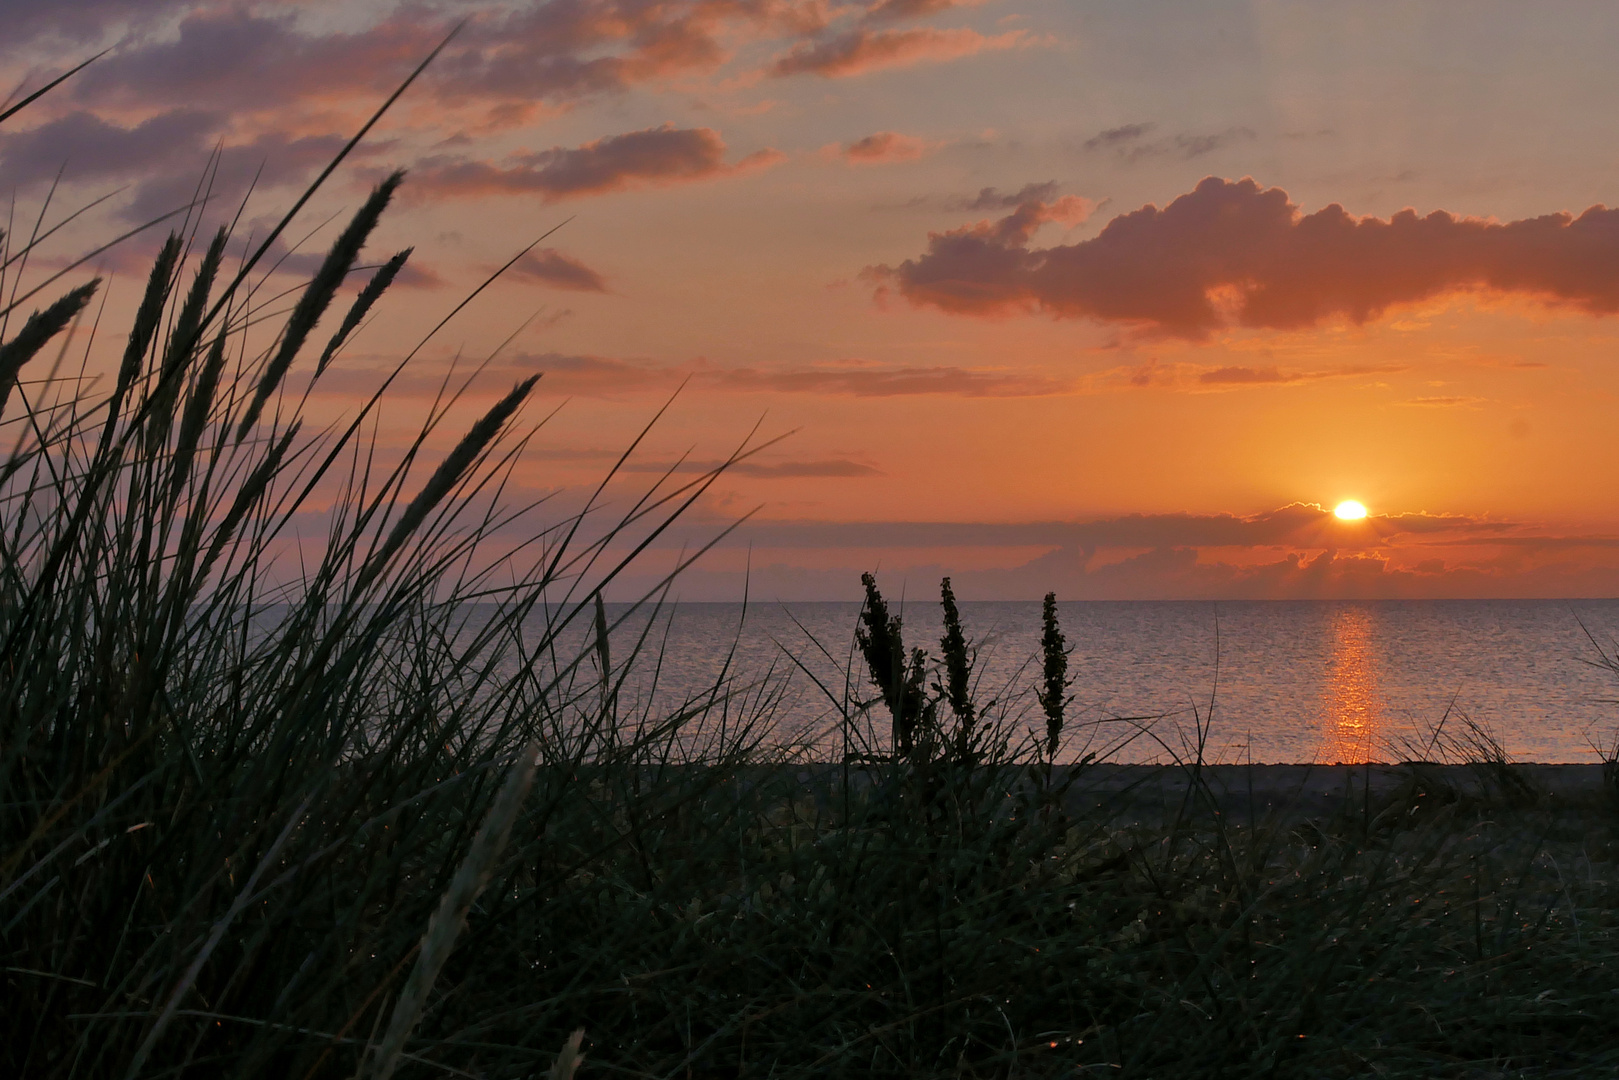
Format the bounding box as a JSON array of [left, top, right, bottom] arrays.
[[1065, 761, 1611, 824]]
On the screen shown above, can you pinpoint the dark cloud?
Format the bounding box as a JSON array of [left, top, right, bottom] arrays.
[[0, 0, 978, 226], [1082, 123, 1155, 151], [0, 108, 219, 190], [657, 541, 1619, 601], [632, 505, 1619, 600], [409, 124, 783, 200], [1082, 124, 1255, 162], [693, 503, 1509, 552], [0, 0, 186, 53], [0, 106, 355, 225], [70, 10, 434, 115], [957, 181, 1060, 210], [15, 2, 888, 123], [509, 248, 608, 292], [0, 0, 1008, 156], [123, 130, 353, 223], [870, 177, 1619, 338]]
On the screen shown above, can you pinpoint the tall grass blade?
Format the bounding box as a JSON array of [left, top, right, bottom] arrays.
[[237, 172, 404, 440], [0, 50, 107, 127], [366, 741, 540, 1080], [316, 247, 412, 376], [355, 375, 538, 594], [0, 280, 98, 417]]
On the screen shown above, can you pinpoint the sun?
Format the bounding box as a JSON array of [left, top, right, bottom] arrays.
[[1333, 500, 1368, 521]]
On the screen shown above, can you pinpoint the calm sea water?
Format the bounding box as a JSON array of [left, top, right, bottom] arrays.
[[589, 599, 1619, 765]]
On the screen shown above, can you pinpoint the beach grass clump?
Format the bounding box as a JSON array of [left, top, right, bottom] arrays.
[[6, 61, 1619, 1079]]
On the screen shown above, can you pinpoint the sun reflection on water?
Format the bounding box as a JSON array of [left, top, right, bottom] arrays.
[[1318, 605, 1382, 763]]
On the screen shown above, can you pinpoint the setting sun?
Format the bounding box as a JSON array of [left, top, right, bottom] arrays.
[[1334, 501, 1369, 521]]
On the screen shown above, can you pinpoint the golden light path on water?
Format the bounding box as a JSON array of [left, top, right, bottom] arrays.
[[1319, 606, 1382, 763]]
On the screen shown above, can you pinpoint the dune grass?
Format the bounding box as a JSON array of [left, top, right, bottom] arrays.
[[6, 55, 1619, 1080]]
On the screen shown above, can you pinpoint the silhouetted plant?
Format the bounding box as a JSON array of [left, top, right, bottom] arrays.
[[936, 576, 975, 752], [856, 571, 928, 758], [1037, 590, 1072, 759]]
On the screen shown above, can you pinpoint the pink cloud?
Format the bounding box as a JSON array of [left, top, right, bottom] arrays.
[[841, 131, 928, 164], [768, 27, 1026, 78], [409, 124, 784, 201], [871, 176, 1619, 338]]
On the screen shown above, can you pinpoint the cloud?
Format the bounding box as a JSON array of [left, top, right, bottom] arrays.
[[409, 124, 783, 201], [70, 9, 436, 115], [702, 360, 1068, 396], [0, 0, 978, 224], [3, 0, 1012, 154], [862, 0, 977, 23], [1083, 123, 1256, 162], [0, 106, 358, 224], [0, 108, 218, 189], [18, 2, 913, 122], [870, 176, 1619, 338], [956, 181, 1061, 210], [768, 27, 1026, 78], [0, 0, 188, 53], [1082, 123, 1155, 151], [622, 458, 881, 478], [509, 248, 608, 292], [1396, 395, 1485, 407], [1198, 366, 1293, 385], [613, 501, 1619, 601], [695, 503, 1509, 552], [841, 131, 928, 164], [1192, 363, 1401, 387], [489, 352, 1072, 398]]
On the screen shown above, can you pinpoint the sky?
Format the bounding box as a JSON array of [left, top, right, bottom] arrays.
[[7, 0, 1619, 601]]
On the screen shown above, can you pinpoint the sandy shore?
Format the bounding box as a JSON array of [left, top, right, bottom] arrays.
[[1064, 761, 1610, 825]]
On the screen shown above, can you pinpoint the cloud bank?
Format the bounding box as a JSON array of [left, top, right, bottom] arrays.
[[871, 177, 1619, 338], [630, 505, 1619, 601]]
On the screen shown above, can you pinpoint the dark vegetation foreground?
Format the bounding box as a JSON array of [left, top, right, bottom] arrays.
[[6, 51, 1619, 1079]]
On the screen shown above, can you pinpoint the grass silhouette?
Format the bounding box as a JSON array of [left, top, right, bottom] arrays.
[[5, 48, 1619, 1080]]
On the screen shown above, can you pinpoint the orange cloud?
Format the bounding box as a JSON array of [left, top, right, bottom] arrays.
[[768, 27, 1026, 78], [871, 176, 1619, 338], [841, 131, 928, 164], [408, 125, 783, 201]]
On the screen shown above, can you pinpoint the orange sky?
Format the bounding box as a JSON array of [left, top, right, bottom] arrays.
[[7, 1, 1619, 599]]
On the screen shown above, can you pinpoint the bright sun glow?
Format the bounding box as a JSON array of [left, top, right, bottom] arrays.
[[1334, 500, 1368, 520]]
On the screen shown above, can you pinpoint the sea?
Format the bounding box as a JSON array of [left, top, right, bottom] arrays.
[[585, 599, 1619, 765]]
